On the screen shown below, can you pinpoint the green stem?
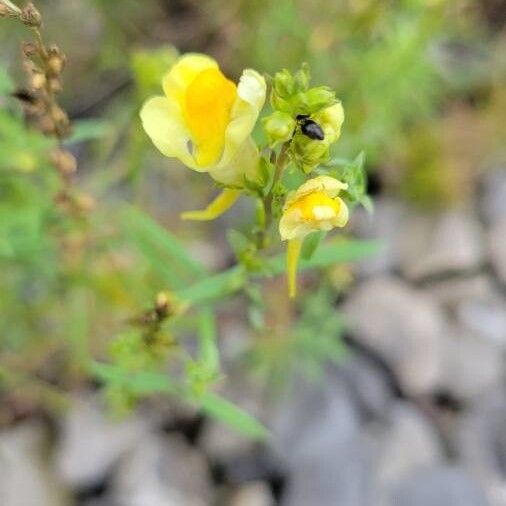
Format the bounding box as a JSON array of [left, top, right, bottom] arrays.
[[256, 143, 289, 249]]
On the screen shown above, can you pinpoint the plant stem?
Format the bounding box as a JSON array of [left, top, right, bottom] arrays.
[[256, 143, 289, 249]]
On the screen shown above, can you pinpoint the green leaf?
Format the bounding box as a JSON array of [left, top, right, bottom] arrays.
[[197, 308, 219, 373], [264, 238, 382, 275], [92, 362, 268, 440], [91, 362, 179, 395], [176, 266, 246, 305], [199, 392, 269, 441], [301, 231, 326, 260], [66, 119, 111, 144], [121, 207, 207, 289], [227, 229, 251, 258]]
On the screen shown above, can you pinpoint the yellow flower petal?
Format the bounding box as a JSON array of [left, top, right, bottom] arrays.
[[209, 137, 260, 186], [216, 69, 266, 169], [181, 188, 240, 221], [290, 175, 348, 203], [162, 53, 218, 102], [140, 96, 196, 169], [287, 238, 302, 298], [141, 54, 266, 187], [184, 67, 237, 167], [279, 176, 350, 241]]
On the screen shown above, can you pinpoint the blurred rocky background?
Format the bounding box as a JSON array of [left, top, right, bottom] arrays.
[[0, 0, 505, 505]]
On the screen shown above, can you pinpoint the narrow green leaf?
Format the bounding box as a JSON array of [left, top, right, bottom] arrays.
[[264, 239, 382, 275], [176, 266, 246, 304], [197, 308, 219, 373], [199, 392, 269, 440], [121, 207, 207, 288], [301, 231, 325, 260], [66, 119, 111, 144], [91, 362, 179, 395], [92, 362, 268, 439]]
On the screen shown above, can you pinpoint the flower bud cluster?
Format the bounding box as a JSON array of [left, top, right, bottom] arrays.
[[20, 39, 70, 139], [263, 65, 344, 173]]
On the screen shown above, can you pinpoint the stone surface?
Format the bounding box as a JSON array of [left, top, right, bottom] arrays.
[[199, 419, 255, 463], [481, 167, 506, 225], [343, 277, 445, 395], [457, 292, 506, 347], [457, 389, 506, 506], [281, 445, 371, 506], [110, 434, 213, 506], [0, 421, 69, 506], [368, 403, 443, 504], [425, 275, 495, 310], [488, 218, 506, 284], [437, 326, 503, 400], [229, 482, 275, 506], [334, 354, 394, 421], [391, 466, 489, 506], [270, 375, 359, 467], [271, 376, 370, 506], [54, 395, 153, 489], [398, 210, 485, 280], [350, 198, 405, 276]]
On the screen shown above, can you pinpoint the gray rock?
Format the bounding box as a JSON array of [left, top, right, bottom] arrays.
[[425, 275, 494, 310], [391, 466, 489, 506], [54, 395, 153, 489], [481, 167, 506, 225], [343, 277, 445, 395], [272, 376, 371, 505], [457, 293, 506, 347], [425, 275, 506, 347], [457, 389, 506, 506], [350, 198, 405, 276], [368, 403, 443, 504], [110, 434, 213, 506], [488, 219, 506, 285], [0, 421, 69, 506], [270, 375, 359, 467], [334, 355, 394, 421], [437, 326, 503, 400], [398, 210, 485, 280], [199, 420, 255, 463], [230, 482, 274, 506], [281, 445, 371, 506]]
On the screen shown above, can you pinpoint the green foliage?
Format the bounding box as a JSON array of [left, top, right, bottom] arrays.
[[0, 6, 384, 440], [247, 282, 347, 388], [328, 152, 373, 213], [236, 0, 466, 169]]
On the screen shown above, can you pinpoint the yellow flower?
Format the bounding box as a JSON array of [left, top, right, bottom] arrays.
[[140, 53, 266, 220], [280, 175, 349, 241], [279, 175, 349, 297]]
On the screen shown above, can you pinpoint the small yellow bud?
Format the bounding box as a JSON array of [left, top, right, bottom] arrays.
[[51, 149, 77, 176], [31, 72, 46, 90]]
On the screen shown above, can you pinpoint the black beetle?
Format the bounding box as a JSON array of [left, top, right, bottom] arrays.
[[296, 114, 325, 141]]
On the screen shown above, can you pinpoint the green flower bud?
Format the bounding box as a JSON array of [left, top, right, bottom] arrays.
[[304, 87, 336, 113], [290, 132, 331, 174], [293, 63, 310, 92], [262, 111, 296, 147], [272, 69, 295, 98]]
